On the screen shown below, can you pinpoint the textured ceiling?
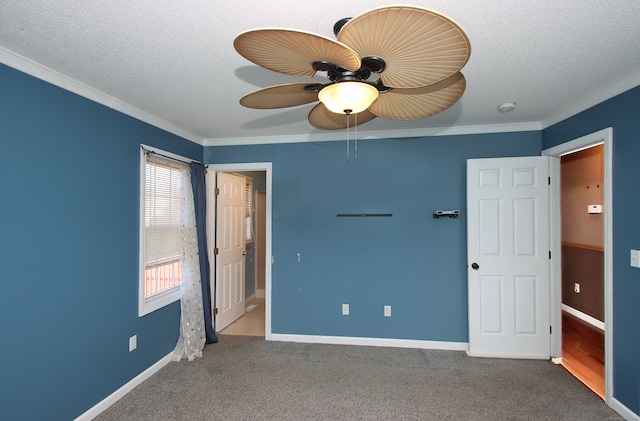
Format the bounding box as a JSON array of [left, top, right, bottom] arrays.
[[1, 0, 640, 145]]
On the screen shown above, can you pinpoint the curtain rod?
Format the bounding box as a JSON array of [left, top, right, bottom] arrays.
[[140, 145, 206, 168]]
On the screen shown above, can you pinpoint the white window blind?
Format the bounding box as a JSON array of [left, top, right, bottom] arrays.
[[245, 182, 252, 216], [143, 154, 185, 298], [245, 179, 253, 243]]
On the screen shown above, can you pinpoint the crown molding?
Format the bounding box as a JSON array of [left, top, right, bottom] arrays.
[[7, 44, 637, 147], [0, 46, 204, 145], [203, 121, 542, 147], [541, 71, 640, 129]]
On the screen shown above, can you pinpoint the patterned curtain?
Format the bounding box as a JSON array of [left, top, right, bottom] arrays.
[[171, 165, 206, 362]]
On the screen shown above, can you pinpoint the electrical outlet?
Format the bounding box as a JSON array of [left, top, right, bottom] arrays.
[[342, 304, 349, 316], [129, 335, 137, 352], [574, 283, 580, 293], [384, 305, 391, 317]]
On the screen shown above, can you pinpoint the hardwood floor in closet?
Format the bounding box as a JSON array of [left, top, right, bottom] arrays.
[[561, 311, 605, 399]]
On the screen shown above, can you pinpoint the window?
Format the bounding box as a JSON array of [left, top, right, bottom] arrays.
[[245, 179, 253, 244], [138, 146, 191, 316]]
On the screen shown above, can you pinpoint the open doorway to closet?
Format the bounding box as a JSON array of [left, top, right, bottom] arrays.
[[206, 163, 272, 339], [544, 128, 612, 403], [559, 144, 605, 398]]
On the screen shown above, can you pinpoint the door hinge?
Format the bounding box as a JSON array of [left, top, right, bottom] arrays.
[[548, 176, 551, 185], [214, 187, 220, 195], [550, 326, 552, 334], [549, 250, 551, 259], [214, 247, 219, 255], [213, 308, 218, 315]]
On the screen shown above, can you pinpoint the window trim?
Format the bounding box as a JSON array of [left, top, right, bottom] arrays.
[[138, 145, 191, 317]]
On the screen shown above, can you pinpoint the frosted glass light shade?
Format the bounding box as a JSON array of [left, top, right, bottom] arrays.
[[318, 82, 379, 114]]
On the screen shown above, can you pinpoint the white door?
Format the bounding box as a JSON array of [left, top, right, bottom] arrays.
[[215, 172, 247, 331], [467, 156, 551, 359]]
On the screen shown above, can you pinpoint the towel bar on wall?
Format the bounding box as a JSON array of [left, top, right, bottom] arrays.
[[336, 214, 393, 217]]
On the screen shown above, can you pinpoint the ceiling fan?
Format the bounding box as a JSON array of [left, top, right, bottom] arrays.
[[233, 5, 471, 130]]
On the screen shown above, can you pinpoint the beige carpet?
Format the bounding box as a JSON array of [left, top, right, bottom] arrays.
[[95, 336, 622, 420]]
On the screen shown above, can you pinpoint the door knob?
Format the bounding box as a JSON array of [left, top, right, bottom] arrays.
[[471, 262, 480, 270], [242, 250, 248, 256]]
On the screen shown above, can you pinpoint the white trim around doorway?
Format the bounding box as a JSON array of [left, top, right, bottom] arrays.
[[207, 162, 273, 340], [542, 127, 613, 405]]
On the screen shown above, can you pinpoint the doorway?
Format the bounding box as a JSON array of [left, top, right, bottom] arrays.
[[206, 163, 273, 340], [220, 174, 267, 336], [558, 144, 605, 398], [543, 128, 612, 403]]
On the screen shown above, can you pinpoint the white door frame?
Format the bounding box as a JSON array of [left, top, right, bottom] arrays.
[[207, 162, 273, 340], [542, 127, 613, 404]]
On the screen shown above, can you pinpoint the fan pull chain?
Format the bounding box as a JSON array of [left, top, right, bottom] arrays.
[[345, 110, 351, 162], [354, 113, 358, 161]]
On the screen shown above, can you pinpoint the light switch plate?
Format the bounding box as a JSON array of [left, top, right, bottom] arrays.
[[631, 250, 640, 268], [129, 335, 137, 352]]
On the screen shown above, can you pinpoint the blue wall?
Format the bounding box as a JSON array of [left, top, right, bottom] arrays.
[[3, 56, 637, 419], [205, 132, 541, 341], [543, 85, 640, 415], [0, 64, 200, 420]]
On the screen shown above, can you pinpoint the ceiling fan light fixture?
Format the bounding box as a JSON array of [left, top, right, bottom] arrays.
[[318, 81, 379, 114]]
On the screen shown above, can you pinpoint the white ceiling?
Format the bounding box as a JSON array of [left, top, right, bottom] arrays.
[[2, 1, 640, 145]]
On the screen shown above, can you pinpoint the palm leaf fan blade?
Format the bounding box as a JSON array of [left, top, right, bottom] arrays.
[[368, 72, 466, 120], [308, 103, 376, 130], [337, 6, 470, 88], [240, 83, 320, 109], [234, 29, 361, 77]]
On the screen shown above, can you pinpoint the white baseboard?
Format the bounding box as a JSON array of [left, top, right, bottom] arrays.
[[562, 304, 605, 330], [74, 352, 173, 421], [610, 397, 640, 420], [255, 289, 265, 298], [269, 333, 468, 351], [466, 350, 551, 360]]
